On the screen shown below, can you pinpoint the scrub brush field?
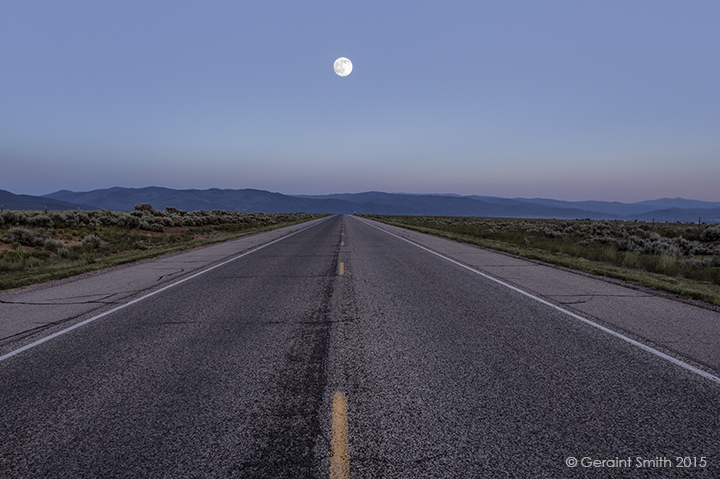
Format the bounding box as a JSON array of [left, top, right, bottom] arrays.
[[0, 205, 326, 291]]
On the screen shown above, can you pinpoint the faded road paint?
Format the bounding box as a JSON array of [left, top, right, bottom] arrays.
[[330, 391, 349, 479]]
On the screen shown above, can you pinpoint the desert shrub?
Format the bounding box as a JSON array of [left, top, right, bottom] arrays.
[[165, 206, 186, 215], [48, 211, 69, 225], [700, 226, 720, 242], [117, 214, 141, 229], [138, 221, 163, 232], [28, 215, 53, 228], [10, 228, 44, 247], [682, 257, 714, 268], [580, 236, 618, 247], [82, 234, 103, 249], [94, 210, 118, 227], [1, 211, 26, 226], [640, 236, 692, 257], [4, 250, 28, 262], [44, 238, 64, 252], [134, 240, 149, 250], [75, 211, 91, 225], [57, 247, 71, 259], [134, 203, 155, 212], [543, 228, 563, 238], [618, 235, 645, 253]]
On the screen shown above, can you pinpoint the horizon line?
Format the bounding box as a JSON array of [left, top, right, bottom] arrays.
[[3, 186, 719, 205]]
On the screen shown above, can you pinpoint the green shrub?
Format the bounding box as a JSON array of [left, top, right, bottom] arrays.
[[44, 238, 64, 252], [701, 226, 720, 242], [0, 211, 26, 226], [10, 228, 44, 247], [165, 206, 186, 215], [28, 215, 53, 228], [117, 214, 140, 229], [134, 203, 155, 212], [31, 250, 51, 260], [82, 234, 103, 249], [5, 250, 28, 262]]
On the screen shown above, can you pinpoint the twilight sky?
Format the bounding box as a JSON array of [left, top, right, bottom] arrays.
[[1, 1, 719, 202]]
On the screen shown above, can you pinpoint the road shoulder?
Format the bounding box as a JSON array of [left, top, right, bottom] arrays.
[[358, 216, 720, 376]]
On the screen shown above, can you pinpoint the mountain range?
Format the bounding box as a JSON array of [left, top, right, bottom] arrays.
[[0, 187, 718, 223]]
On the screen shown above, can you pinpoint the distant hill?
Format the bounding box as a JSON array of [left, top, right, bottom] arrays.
[[622, 207, 720, 223], [0, 186, 706, 223], [0, 189, 94, 211], [44, 187, 352, 214], [488, 196, 720, 217], [43, 187, 616, 218], [301, 192, 720, 222]]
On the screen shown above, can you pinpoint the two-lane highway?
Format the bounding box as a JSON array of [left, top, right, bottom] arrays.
[[1, 215, 719, 478]]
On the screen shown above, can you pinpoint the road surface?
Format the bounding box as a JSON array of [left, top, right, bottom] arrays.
[[1, 215, 718, 478]]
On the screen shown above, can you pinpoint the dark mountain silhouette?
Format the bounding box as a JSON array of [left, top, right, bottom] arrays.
[[488, 197, 720, 217], [0, 189, 94, 211], [622, 207, 720, 223], [0, 186, 709, 223], [44, 187, 352, 214]]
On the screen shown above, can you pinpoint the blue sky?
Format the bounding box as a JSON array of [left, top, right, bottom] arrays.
[[1, 1, 719, 201]]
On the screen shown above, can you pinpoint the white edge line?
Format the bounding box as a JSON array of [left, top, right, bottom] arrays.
[[0, 217, 331, 363], [358, 217, 720, 385]]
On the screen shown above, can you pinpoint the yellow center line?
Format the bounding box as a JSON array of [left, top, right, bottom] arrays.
[[330, 391, 349, 479], [339, 262, 344, 275], [341, 241, 344, 246]]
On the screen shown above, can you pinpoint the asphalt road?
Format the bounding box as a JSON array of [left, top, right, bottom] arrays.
[[1, 215, 719, 478]]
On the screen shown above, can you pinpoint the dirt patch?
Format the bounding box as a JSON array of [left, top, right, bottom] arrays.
[[164, 226, 189, 235]]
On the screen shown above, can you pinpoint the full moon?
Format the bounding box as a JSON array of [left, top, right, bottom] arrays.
[[334, 57, 352, 76]]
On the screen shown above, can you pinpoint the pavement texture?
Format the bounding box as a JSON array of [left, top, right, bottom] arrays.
[[0, 217, 329, 357], [1, 214, 718, 478], [360, 218, 720, 373]]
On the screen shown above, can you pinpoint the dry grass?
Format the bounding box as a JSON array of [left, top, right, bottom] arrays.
[[0, 209, 327, 291]]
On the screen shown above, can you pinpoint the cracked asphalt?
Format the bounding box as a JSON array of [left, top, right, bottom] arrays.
[[1, 215, 719, 478]]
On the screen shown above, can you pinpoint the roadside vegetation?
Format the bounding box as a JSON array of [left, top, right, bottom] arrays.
[[0, 205, 326, 291], [361, 215, 720, 307]]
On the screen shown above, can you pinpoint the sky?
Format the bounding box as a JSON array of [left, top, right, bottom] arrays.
[[1, 1, 719, 202]]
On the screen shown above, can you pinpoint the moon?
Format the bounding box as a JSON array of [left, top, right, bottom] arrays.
[[334, 57, 352, 77]]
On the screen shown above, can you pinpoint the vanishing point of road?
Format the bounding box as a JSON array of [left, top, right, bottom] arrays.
[[1, 215, 719, 478]]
